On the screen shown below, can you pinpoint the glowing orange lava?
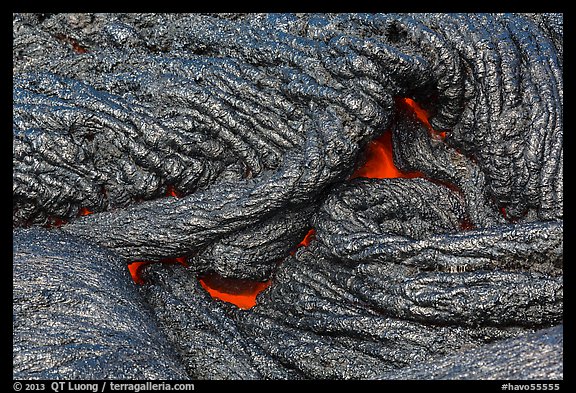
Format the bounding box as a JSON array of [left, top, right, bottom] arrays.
[[127, 261, 148, 285], [199, 274, 271, 310], [78, 207, 93, 216], [299, 228, 316, 247], [127, 258, 272, 309], [400, 97, 446, 139], [166, 185, 181, 198], [351, 97, 448, 180], [290, 228, 316, 255], [195, 228, 314, 309], [402, 97, 431, 126], [128, 256, 187, 285], [127, 229, 317, 309], [351, 131, 424, 179]]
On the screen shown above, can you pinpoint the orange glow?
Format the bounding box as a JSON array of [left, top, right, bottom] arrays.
[[128, 256, 187, 285], [400, 97, 446, 139], [78, 207, 93, 216], [299, 228, 316, 247], [290, 228, 316, 255], [166, 185, 181, 198], [402, 97, 431, 126], [197, 228, 314, 309], [199, 274, 271, 310], [128, 261, 148, 285], [351, 131, 424, 179], [351, 97, 450, 180]]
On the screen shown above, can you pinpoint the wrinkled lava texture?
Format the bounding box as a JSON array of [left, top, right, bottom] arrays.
[[13, 13, 563, 380]]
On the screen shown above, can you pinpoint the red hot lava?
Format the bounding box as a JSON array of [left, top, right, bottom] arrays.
[[127, 98, 457, 308], [127, 229, 317, 309], [350, 97, 436, 180], [350, 130, 423, 180], [199, 275, 271, 310], [127, 184, 299, 309]]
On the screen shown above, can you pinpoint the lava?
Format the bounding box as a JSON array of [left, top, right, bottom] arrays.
[[127, 256, 271, 310], [400, 97, 446, 140], [350, 97, 449, 180], [199, 274, 271, 310], [166, 185, 181, 198], [126, 228, 316, 309], [127, 97, 449, 309], [127, 261, 148, 285], [402, 97, 431, 126], [290, 228, 316, 255], [298, 228, 316, 247], [128, 256, 187, 285], [196, 228, 316, 309], [351, 131, 424, 179], [78, 207, 93, 216]]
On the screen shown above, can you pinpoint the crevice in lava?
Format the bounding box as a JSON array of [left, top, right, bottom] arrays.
[[350, 96, 452, 180], [127, 228, 317, 310], [198, 274, 271, 310], [351, 97, 476, 231], [125, 191, 319, 309]]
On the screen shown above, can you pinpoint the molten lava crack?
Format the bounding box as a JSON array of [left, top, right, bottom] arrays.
[[128, 228, 317, 309]]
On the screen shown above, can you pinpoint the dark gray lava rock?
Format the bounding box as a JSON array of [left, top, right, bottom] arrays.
[[13, 228, 188, 379]]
